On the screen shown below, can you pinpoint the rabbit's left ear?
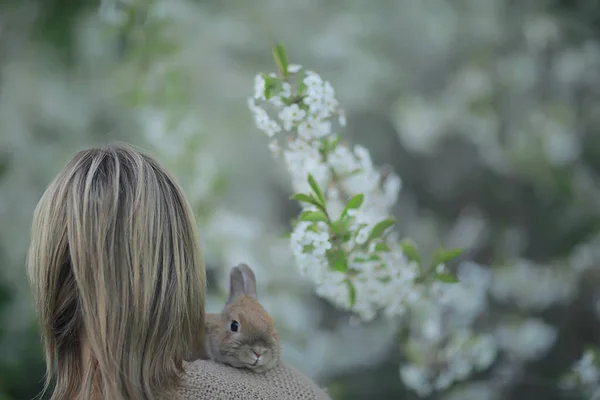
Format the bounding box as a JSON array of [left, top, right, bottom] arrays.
[[227, 266, 245, 305], [236, 263, 257, 299]]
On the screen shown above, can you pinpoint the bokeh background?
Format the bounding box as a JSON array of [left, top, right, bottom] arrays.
[[1, 0, 600, 399]]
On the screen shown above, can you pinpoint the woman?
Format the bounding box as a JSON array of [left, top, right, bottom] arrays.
[[27, 143, 330, 400]]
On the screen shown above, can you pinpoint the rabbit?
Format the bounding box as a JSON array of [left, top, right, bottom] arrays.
[[204, 263, 281, 373]]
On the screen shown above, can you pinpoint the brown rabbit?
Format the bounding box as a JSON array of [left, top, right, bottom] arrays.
[[204, 263, 281, 373]]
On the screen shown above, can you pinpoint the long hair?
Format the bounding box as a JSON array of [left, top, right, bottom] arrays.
[[26, 142, 206, 399]]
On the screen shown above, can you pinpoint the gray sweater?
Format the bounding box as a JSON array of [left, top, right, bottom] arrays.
[[176, 359, 331, 399]]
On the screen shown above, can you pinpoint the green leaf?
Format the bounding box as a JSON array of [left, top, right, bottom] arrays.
[[261, 73, 279, 99], [327, 249, 348, 272], [368, 254, 381, 262], [400, 240, 420, 264], [346, 280, 356, 308], [341, 194, 364, 218], [284, 94, 305, 106], [432, 248, 464, 266], [290, 193, 323, 209], [367, 218, 396, 242], [306, 224, 320, 233], [320, 134, 342, 154], [435, 273, 458, 283], [272, 43, 289, 78], [346, 168, 363, 177], [330, 224, 352, 244], [329, 134, 342, 149], [299, 210, 329, 223], [307, 174, 326, 206], [330, 219, 347, 236], [302, 244, 316, 253], [297, 79, 307, 95], [375, 242, 391, 252]]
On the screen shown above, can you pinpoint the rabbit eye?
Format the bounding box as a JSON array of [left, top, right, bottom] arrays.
[[229, 320, 239, 332]]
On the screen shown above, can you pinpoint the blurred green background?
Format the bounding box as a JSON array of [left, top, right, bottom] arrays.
[[1, 0, 599, 399]]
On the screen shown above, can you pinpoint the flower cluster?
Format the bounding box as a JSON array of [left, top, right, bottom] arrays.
[[248, 45, 461, 321], [561, 347, 600, 398], [400, 330, 497, 397], [399, 262, 497, 396], [396, 258, 567, 397]]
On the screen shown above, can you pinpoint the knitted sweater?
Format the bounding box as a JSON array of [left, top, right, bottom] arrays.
[[176, 359, 331, 400]]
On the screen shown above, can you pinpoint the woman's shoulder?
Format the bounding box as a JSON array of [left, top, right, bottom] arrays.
[[176, 359, 331, 400]]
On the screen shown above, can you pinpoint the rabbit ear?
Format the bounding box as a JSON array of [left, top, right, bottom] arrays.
[[236, 263, 257, 299], [227, 266, 246, 305]]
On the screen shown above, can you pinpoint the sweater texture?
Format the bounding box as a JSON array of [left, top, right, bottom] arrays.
[[176, 359, 331, 400]]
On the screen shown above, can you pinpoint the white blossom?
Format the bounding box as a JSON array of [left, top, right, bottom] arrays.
[[282, 139, 330, 193], [561, 348, 600, 397], [253, 74, 266, 100], [338, 110, 347, 127], [573, 351, 600, 386], [248, 98, 281, 137], [288, 64, 302, 74], [401, 365, 432, 397], [278, 103, 307, 131], [495, 319, 556, 361], [400, 328, 498, 397], [296, 118, 331, 140]]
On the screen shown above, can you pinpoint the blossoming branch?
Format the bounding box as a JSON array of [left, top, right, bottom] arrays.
[[247, 44, 463, 322]]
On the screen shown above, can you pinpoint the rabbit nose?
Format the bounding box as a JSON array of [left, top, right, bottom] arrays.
[[253, 350, 262, 358]]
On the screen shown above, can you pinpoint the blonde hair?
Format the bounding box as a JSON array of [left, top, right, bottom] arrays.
[[27, 143, 206, 400]]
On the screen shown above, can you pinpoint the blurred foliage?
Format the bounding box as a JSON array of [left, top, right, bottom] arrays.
[[0, 187, 46, 399], [551, 0, 600, 39], [0, 1, 88, 399]]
